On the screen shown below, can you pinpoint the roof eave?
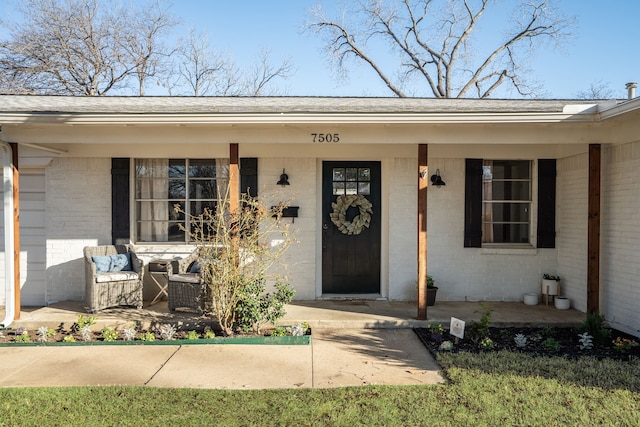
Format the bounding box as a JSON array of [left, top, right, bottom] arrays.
[[0, 111, 600, 125]]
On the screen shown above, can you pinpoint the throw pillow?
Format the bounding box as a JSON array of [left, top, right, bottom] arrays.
[[92, 255, 112, 274], [188, 261, 202, 273], [110, 253, 132, 272]]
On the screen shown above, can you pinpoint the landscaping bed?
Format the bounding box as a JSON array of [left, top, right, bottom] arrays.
[[415, 325, 640, 361], [0, 317, 311, 346]]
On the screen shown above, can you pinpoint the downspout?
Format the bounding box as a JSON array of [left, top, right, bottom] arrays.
[[0, 140, 14, 328]]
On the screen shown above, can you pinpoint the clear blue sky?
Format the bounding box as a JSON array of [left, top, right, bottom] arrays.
[[1, 0, 638, 98]]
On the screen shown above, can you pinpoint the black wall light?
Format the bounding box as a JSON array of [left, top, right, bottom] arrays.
[[277, 169, 290, 186], [430, 169, 446, 187]]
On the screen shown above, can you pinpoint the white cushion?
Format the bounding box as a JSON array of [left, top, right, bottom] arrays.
[[169, 273, 201, 284], [95, 271, 140, 283]]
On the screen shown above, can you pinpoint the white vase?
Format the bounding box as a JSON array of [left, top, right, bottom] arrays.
[[523, 293, 539, 306], [554, 296, 570, 310], [541, 279, 559, 296]]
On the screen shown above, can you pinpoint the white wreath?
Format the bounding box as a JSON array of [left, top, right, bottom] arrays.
[[330, 194, 373, 235]]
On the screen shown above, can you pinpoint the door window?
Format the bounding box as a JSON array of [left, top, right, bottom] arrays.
[[332, 167, 371, 195]]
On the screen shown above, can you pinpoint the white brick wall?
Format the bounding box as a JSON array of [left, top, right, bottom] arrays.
[[601, 142, 640, 335], [557, 154, 588, 311], [388, 158, 418, 300], [46, 158, 112, 303], [259, 157, 317, 300], [426, 158, 558, 302]]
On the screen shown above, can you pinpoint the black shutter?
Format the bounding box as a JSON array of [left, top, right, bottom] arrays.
[[537, 159, 556, 248], [111, 158, 130, 244], [240, 158, 258, 197], [464, 159, 483, 247]]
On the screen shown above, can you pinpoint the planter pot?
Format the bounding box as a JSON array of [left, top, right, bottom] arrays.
[[554, 296, 571, 310], [523, 292, 539, 306], [427, 287, 438, 306], [541, 279, 560, 296]]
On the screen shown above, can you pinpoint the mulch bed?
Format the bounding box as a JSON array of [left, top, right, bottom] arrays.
[[414, 326, 640, 361]]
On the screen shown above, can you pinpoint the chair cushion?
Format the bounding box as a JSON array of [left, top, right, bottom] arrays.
[[95, 271, 140, 283], [188, 261, 202, 273], [169, 273, 202, 284], [92, 253, 132, 273]]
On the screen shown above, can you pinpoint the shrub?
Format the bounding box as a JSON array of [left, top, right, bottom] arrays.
[[177, 186, 297, 336], [467, 303, 493, 344], [578, 312, 611, 346]]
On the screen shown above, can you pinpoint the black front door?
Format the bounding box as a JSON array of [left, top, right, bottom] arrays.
[[322, 161, 381, 293]]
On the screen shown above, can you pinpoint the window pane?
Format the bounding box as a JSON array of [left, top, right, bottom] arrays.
[[346, 182, 357, 194], [346, 168, 358, 181], [168, 159, 186, 178], [491, 160, 530, 179], [333, 182, 345, 195], [189, 179, 218, 199], [190, 200, 218, 216], [358, 168, 371, 181], [484, 224, 529, 244], [490, 181, 530, 201], [484, 202, 529, 222], [168, 178, 186, 199], [189, 159, 216, 178], [358, 182, 371, 195], [333, 168, 345, 181]]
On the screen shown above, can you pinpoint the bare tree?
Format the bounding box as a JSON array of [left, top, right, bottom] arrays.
[[0, 0, 176, 96], [171, 33, 293, 96], [575, 81, 617, 100], [166, 27, 227, 96], [308, 0, 572, 98]]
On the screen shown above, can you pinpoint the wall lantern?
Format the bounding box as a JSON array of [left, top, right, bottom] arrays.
[[430, 169, 446, 187], [277, 169, 290, 186]]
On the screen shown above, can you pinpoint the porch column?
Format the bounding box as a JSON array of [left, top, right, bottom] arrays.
[[10, 143, 20, 320], [587, 144, 601, 314], [229, 143, 239, 213], [417, 144, 428, 320]]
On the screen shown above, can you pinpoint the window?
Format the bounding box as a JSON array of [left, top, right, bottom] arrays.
[[134, 158, 229, 243], [481, 160, 532, 244], [331, 167, 371, 195], [465, 158, 556, 248]]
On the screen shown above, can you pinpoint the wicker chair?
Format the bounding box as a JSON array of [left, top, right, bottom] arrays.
[[84, 245, 144, 313], [167, 250, 208, 313]]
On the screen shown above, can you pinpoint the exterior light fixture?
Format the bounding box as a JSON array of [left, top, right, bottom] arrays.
[[277, 169, 290, 186], [430, 169, 446, 187]]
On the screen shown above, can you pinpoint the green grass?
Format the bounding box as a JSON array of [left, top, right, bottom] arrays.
[[1, 351, 639, 426]]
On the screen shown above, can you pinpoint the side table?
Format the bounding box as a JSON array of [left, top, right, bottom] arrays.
[[148, 259, 172, 305]]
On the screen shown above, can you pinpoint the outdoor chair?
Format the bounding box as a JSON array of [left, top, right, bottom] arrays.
[[167, 249, 208, 313], [84, 244, 144, 313]]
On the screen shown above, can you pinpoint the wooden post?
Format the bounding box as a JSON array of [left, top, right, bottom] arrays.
[[587, 144, 601, 314], [417, 144, 428, 320], [229, 143, 239, 214], [10, 143, 20, 320]]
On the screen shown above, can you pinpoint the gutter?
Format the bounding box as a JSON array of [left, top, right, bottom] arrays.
[[0, 140, 14, 328]]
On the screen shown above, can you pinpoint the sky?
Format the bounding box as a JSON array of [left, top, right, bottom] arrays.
[[1, 0, 639, 99]]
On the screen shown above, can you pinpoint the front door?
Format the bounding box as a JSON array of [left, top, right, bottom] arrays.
[[322, 161, 381, 293]]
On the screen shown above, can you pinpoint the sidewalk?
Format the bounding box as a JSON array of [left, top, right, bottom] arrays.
[[0, 329, 443, 389], [0, 300, 584, 389]]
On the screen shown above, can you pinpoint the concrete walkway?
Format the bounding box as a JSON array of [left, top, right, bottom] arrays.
[[0, 300, 584, 389], [0, 329, 443, 389]]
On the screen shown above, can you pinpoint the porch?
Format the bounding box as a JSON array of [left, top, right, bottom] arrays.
[[1, 299, 586, 331]]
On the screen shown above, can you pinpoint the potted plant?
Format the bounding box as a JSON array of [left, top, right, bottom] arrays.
[[427, 275, 438, 306], [541, 274, 560, 295]]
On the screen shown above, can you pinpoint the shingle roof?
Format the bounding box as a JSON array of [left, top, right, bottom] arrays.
[[0, 95, 605, 115]]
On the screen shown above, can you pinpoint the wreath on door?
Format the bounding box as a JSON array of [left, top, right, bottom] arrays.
[[329, 194, 373, 235]]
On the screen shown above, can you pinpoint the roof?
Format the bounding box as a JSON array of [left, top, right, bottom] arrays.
[[0, 95, 605, 114], [0, 95, 635, 125]]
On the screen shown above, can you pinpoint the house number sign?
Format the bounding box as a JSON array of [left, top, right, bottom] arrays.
[[311, 133, 340, 143]]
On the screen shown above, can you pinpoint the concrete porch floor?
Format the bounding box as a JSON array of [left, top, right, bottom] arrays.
[[1, 299, 586, 331]]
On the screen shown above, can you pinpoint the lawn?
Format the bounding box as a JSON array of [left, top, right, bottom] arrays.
[[1, 351, 639, 426]]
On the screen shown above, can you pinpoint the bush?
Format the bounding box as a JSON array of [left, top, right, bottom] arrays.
[[178, 186, 297, 336]]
